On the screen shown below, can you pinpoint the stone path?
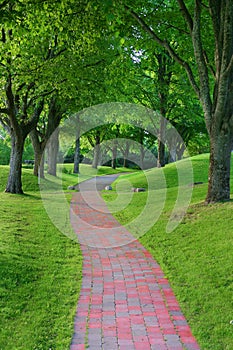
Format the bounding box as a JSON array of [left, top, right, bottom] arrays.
[[69, 175, 200, 350]]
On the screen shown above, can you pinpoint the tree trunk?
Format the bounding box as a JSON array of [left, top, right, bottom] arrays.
[[30, 129, 45, 178], [169, 145, 177, 163], [73, 133, 80, 174], [111, 139, 118, 169], [123, 141, 130, 168], [140, 144, 145, 170], [47, 128, 59, 176], [39, 152, 45, 178], [157, 124, 166, 168], [177, 144, 185, 161], [206, 132, 233, 203], [92, 131, 101, 169], [156, 53, 171, 168], [92, 144, 100, 169], [33, 148, 45, 178], [5, 134, 24, 194]]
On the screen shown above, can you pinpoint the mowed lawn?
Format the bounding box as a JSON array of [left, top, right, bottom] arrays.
[[0, 166, 82, 350], [1, 157, 233, 349], [103, 153, 233, 350]]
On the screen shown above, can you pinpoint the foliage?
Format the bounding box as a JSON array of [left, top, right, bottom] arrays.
[[187, 132, 210, 156], [0, 140, 10, 165]]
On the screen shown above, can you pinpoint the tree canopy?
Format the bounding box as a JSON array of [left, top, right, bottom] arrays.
[[0, 0, 232, 203]]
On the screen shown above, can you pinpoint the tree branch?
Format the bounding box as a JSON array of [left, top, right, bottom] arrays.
[[192, 0, 212, 128], [87, 135, 95, 147], [24, 99, 44, 136], [84, 59, 105, 68], [125, 5, 200, 97], [203, 50, 215, 77], [160, 20, 189, 35], [177, 0, 193, 32], [23, 82, 35, 112], [28, 86, 59, 107], [5, 75, 17, 127]]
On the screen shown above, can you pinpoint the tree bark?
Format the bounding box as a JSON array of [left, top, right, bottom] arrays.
[[39, 152, 45, 178], [157, 117, 166, 167], [169, 145, 177, 163], [5, 133, 24, 194], [73, 124, 80, 174], [91, 130, 101, 169], [123, 141, 130, 168], [47, 128, 59, 176], [140, 144, 146, 169], [30, 128, 45, 178], [34, 148, 45, 178], [30, 97, 63, 177], [177, 143, 185, 160], [111, 139, 118, 169], [156, 53, 171, 167], [92, 143, 100, 169], [73, 136, 80, 174], [206, 127, 233, 203]]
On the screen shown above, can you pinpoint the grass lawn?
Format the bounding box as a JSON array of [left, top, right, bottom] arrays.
[[103, 153, 233, 350], [0, 166, 82, 350], [0, 163, 132, 350]]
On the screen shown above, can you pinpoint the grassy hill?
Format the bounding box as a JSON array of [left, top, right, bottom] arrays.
[[110, 153, 210, 191], [103, 153, 233, 350]]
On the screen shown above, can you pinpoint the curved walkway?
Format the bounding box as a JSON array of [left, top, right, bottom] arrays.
[[70, 175, 200, 350]]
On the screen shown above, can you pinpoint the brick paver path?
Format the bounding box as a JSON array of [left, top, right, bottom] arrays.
[[70, 175, 200, 350]]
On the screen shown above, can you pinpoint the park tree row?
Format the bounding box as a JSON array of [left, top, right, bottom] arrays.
[[0, 0, 116, 193], [1, 0, 232, 204]]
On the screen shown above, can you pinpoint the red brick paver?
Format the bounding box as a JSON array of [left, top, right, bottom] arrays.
[[70, 176, 200, 350]]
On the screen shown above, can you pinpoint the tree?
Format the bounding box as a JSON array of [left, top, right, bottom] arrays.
[[0, 78, 44, 193], [104, 18, 205, 167], [30, 96, 65, 178], [73, 117, 81, 174], [47, 127, 60, 177], [0, 1, 65, 193], [85, 126, 108, 168], [120, 1, 233, 202], [0, 0, 114, 192]]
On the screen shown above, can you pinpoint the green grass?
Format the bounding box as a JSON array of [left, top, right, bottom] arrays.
[[110, 153, 210, 191], [2, 158, 233, 349], [39, 163, 134, 192], [0, 163, 135, 349], [103, 153, 233, 350], [0, 167, 83, 350]]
